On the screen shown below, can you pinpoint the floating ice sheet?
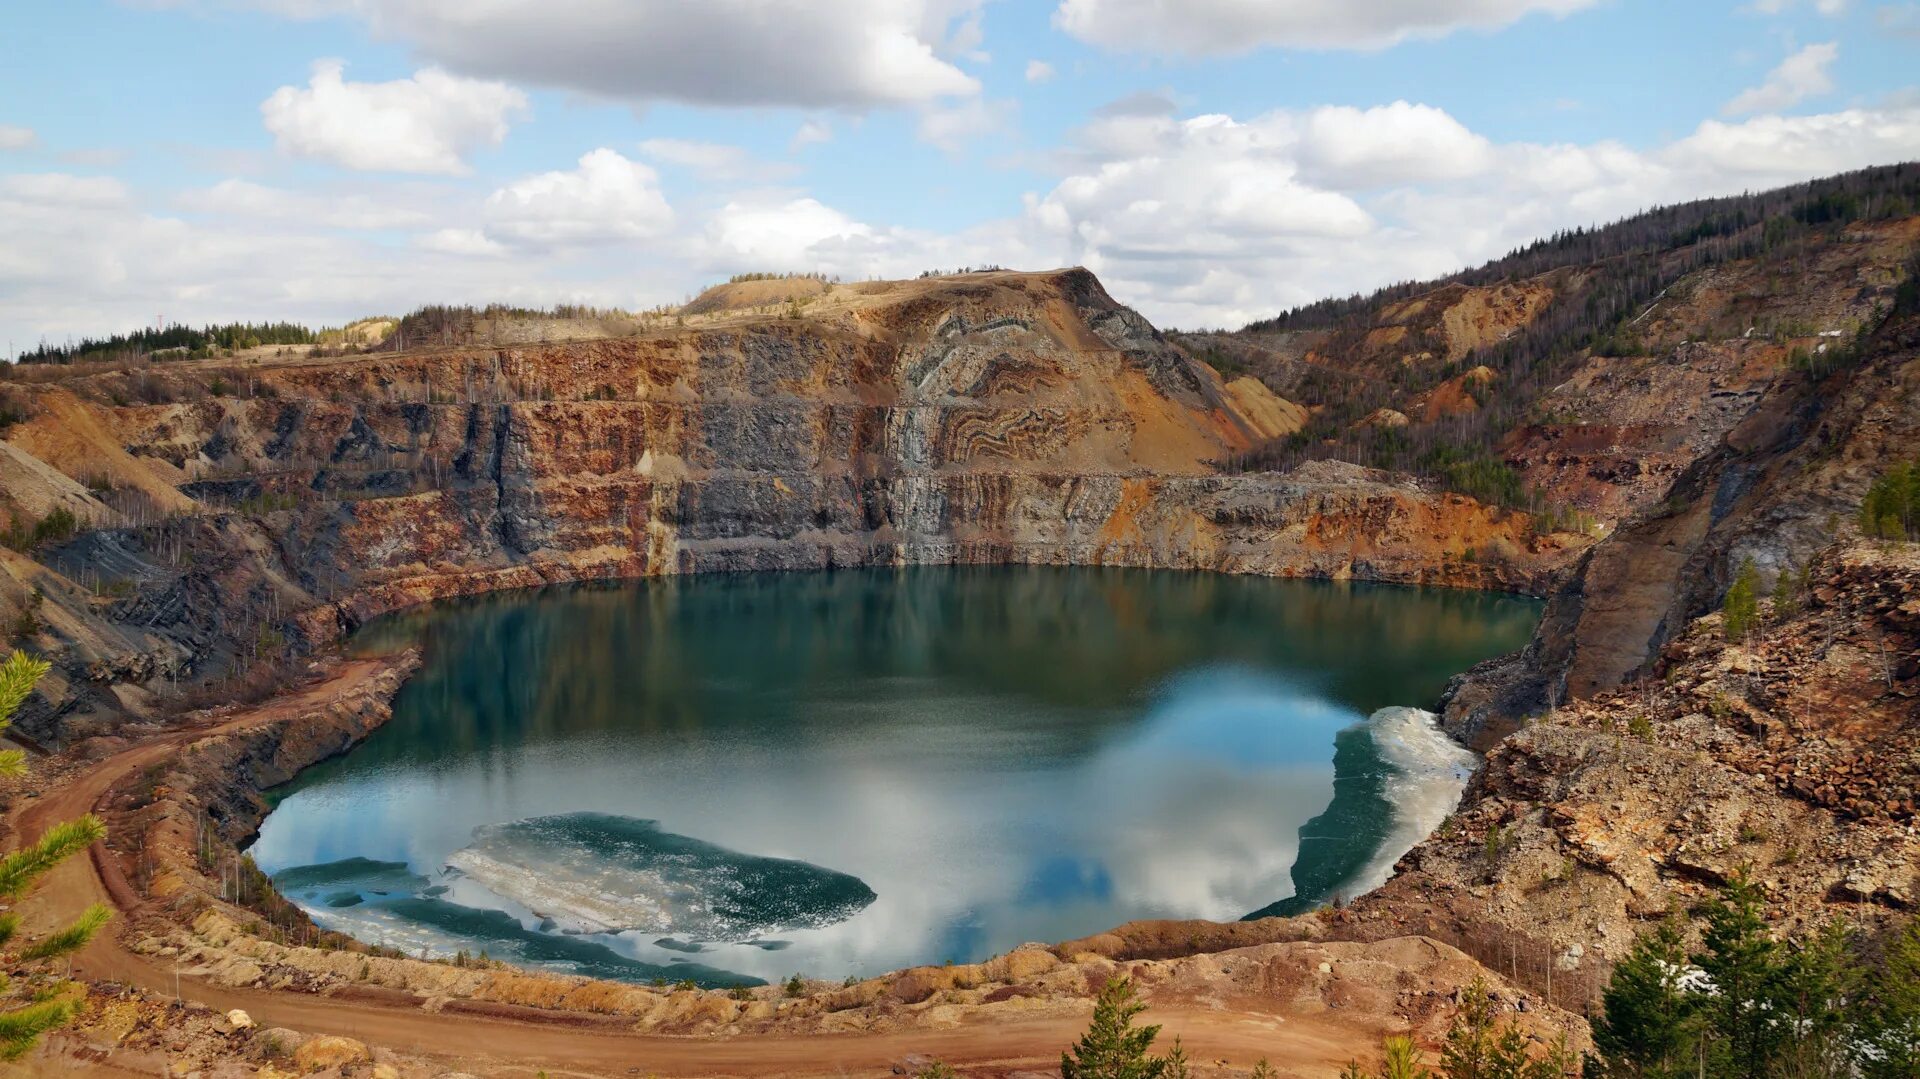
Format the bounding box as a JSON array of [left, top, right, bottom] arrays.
[[444, 812, 878, 940]]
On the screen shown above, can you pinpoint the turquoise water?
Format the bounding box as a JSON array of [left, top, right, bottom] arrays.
[[250, 567, 1537, 986]]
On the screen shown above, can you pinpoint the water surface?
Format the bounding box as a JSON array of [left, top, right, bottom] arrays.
[[252, 567, 1537, 985]]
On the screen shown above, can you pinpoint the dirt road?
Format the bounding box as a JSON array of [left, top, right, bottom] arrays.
[[12, 660, 1370, 1077]]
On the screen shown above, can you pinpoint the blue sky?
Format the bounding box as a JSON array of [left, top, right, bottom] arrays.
[[2, 0, 1917, 351]]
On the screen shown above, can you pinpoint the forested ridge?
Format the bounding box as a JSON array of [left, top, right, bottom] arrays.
[[15, 321, 319, 365], [1212, 163, 1920, 516]]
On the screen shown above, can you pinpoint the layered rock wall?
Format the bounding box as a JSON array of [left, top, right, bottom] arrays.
[[0, 269, 1572, 739]]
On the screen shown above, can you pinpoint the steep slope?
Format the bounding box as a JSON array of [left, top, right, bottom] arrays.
[[1191, 164, 1920, 540], [1444, 234, 1920, 740], [1175, 166, 1920, 732], [1349, 540, 1919, 997]]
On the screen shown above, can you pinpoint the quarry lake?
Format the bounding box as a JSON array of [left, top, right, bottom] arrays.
[[249, 567, 1539, 986]]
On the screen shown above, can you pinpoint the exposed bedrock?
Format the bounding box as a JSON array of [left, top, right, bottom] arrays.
[[1, 269, 1574, 740]]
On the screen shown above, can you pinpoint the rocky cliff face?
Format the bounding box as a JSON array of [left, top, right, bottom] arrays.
[[1355, 541, 1919, 994], [1443, 220, 1920, 742], [0, 268, 1573, 741]]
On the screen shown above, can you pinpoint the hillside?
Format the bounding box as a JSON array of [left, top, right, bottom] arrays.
[[1174, 164, 1920, 719], [1187, 163, 1920, 520]]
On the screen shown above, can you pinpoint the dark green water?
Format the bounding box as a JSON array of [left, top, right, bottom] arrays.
[[251, 567, 1537, 985]]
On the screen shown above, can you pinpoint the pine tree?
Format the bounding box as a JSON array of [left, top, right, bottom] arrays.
[[1439, 978, 1535, 1079], [1769, 565, 1800, 620], [1862, 917, 1920, 1079], [1772, 920, 1859, 1079], [0, 650, 112, 1061], [1592, 919, 1699, 1078], [1693, 872, 1784, 1079], [1859, 462, 1919, 540], [1161, 1037, 1191, 1079], [1722, 559, 1761, 642], [1382, 1036, 1433, 1079], [1061, 977, 1168, 1079]]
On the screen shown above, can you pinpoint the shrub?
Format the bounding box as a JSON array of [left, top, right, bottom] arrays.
[[1484, 822, 1509, 864], [1061, 977, 1180, 1079], [1628, 713, 1654, 742], [1440, 977, 1577, 1079], [1592, 919, 1696, 1076], [2, 507, 79, 552], [1380, 1038, 1430, 1079], [1722, 558, 1760, 642], [1860, 461, 1919, 540], [8, 589, 43, 642]]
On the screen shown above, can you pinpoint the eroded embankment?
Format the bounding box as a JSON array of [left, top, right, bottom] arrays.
[[103, 651, 420, 903]]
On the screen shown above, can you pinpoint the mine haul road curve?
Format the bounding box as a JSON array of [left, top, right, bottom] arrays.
[[13, 657, 1367, 1077]]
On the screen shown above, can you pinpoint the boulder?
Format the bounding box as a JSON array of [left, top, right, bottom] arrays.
[[292, 1034, 370, 1071]]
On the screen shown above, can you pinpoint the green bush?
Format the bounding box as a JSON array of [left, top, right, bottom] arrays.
[[1061, 977, 1182, 1079], [1422, 446, 1529, 509], [2, 507, 80, 552], [1769, 564, 1801, 618], [1341, 981, 1574, 1079], [1860, 461, 1919, 541], [1722, 558, 1760, 642]]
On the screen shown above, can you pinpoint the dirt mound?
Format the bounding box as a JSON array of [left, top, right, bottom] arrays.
[[5, 388, 197, 514], [1224, 376, 1307, 439], [682, 276, 833, 316]]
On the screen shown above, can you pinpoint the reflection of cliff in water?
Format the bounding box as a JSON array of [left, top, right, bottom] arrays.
[[347, 566, 1541, 769]]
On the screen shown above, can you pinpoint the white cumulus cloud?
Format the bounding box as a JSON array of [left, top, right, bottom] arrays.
[[416, 227, 506, 257], [1748, 0, 1847, 14], [700, 193, 1024, 282], [261, 60, 528, 175], [708, 197, 877, 268], [1023, 99, 1920, 328], [1725, 42, 1840, 115], [482, 149, 675, 247], [0, 172, 130, 210], [1052, 0, 1601, 54], [0, 125, 36, 151], [1296, 101, 1494, 188]]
